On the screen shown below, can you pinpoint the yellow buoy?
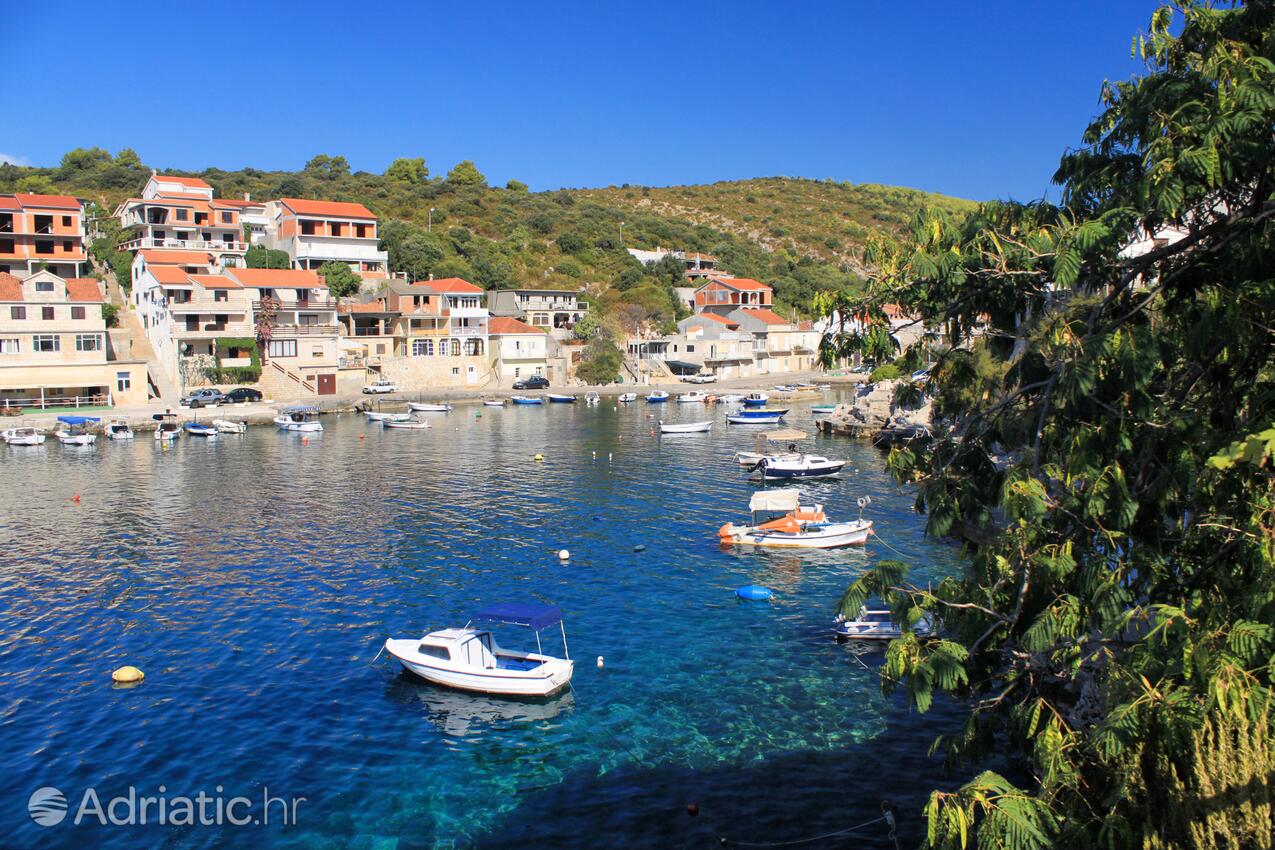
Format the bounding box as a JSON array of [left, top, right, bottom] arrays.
[[534, 453, 544, 462], [112, 666, 144, 684]]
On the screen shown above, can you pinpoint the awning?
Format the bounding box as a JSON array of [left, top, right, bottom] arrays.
[[663, 360, 702, 374], [474, 602, 563, 631], [57, 415, 101, 424], [749, 489, 801, 513]]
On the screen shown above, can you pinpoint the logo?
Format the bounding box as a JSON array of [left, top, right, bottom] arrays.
[[28, 786, 67, 827]]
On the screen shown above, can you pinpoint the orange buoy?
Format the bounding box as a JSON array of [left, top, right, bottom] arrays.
[[71, 494, 81, 504]]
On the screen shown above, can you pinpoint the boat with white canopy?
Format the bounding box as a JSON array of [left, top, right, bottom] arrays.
[[718, 490, 873, 549], [385, 601, 574, 697], [734, 428, 808, 466]]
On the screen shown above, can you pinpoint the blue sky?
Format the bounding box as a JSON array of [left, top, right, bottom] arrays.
[[7, 1, 1162, 201]]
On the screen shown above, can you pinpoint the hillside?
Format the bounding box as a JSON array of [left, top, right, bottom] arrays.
[[0, 150, 977, 330]]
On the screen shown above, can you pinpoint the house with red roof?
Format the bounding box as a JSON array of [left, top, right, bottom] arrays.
[[0, 270, 147, 407], [0, 193, 87, 279], [264, 198, 389, 279], [488, 315, 552, 382], [114, 173, 250, 260], [693, 276, 773, 315]]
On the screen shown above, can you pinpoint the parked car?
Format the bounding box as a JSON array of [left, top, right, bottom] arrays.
[[513, 375, 551, 390], [362, 379, 398, 394], [685, 373, 717, 384], [222, 387, 264, 404], [182, 388, 224, 408]]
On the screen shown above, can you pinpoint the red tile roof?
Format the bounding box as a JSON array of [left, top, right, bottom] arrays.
[[139, 249, 214, 266], [0, 197, 20, 212], [225, 268, 323, 288], [0, 272, 22, 301], [150, 266, 193, 285], [15, 193, 81, 210], [414, 277, 482, 294], [488, 316, 540, 335], [742, 307, 789, 326], [709, 276, 771, 292], [65, 278, 105, 302], [280, 198, 376, 219], [695, 312, 738, 326], [154, 175, 211, 189], [189, 274, 241, 289]]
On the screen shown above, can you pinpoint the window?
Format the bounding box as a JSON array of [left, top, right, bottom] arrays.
[[176, 209, 188, 221], [267, 339, 297, 358], [76, 334, 102, 352], [8, 306, 21, 321], [35, 280, 54, 292], [452, 367, 460, 375], [412, 339, 433, 357], [311, 347, 322, 357], [63, 241, 73, 252], [686, 344, 696, 353], [32, 334, 59, 352], [417, 645, 450, 660], [35, 240, 54, 255], [214, 289, 228, 302], [514, 367, 521, 377], [355, 223, 370, 238], [0, 238, 13, 253], [220, 211, 233, 224], [71, 306, 85, 320], [0, 338, 19, 354], [300, 221, 317, 236], [42, 306, 54, 321], [449, 339, 461, 356], [375, 343, 385, 354], [117, 371, 131, 392], [61, 215, 72, 227]]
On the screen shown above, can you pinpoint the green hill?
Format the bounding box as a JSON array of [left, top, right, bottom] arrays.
[[0, 150, 977, 329]]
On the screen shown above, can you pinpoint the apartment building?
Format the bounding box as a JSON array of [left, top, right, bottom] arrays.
[[114, 174, 249, 261], [0, 271, 146, 407], [264, 198, 388, 278], [488, 317, 550, 382], [0, 193, 87, 279], [223, 268, 342, 392], [694, 276, 773, 316], [487, 288, 588, 339]]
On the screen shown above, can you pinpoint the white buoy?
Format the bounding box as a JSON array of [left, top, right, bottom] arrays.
[[597, 656, 604, 668], [558, 549, 570, 560], [608, 453, 613, 463]]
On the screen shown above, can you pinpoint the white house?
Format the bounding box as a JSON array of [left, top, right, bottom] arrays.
[[488, 316, 549, 382]]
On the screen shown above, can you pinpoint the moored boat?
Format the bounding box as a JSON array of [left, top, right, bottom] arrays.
[[483, 398, 508, 407], [366, 411, 412, 423], [511, 395, 543, 405], [750, 453, 846, 479], [677, 391, 709, 404], [811, 405, 836, 416], [384, 601, 574, 697], [2, 427, 45, 446], [659, 420, 712, 434], [716, 393, 745, 404], [105, 419, 134, 439], [407, 402, 453, 413], [719, 489, 873, 549], [54, 416, 98, 446], [383, 418, 431, 429], [646, 390, 669, 403], [274, 406, 323, 432], [742, 392, 769, 407], [727, 411, 785, 425], [153, 413, 180, 441], [834, 607, 933, 641], [546, 394, 576, 403], [213, 419, 247, 434], [584, 392, 600, 406], [184, 421, 218, 437], [618, 392, 637, 403]]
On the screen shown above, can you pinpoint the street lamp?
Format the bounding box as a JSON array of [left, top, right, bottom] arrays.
[[618, 221, 625, 245], [428, 208, 435, 232]]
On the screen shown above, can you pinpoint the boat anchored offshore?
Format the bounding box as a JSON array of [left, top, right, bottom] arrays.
[[719, 490, 873, 549], [618, 392, 637, 403], [383, 418, 431, 430], [385, 602, 574, 697], [213, 419, 247, 434], [677, 391, 709, 404], [547, 394, 576, 404], [2, 427, 45, 446], [483, 398, 508, 407], [407, 402, 453, 413], [659, 420, 712, 434], [54, 416, 98, 445], [184, 421, 218, 437], [751, 453, 846, 480], [584, 392, 600, 406], [274, 406, 323, 432], [364, 410, 410, 422], [105, 419, 134, 440], [727, 408, 787, 425], [742, 392, 769, 407], [834, 607, 933, 641], [646, 390, 669, 403]]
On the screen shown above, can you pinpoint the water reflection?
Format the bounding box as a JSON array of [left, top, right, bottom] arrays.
[[388, 675, 576, 739]]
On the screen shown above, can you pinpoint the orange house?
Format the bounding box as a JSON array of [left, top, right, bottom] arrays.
[[0, 194, 86, 279], [693, 276, 773, 315], [265, 198, 388, 278]]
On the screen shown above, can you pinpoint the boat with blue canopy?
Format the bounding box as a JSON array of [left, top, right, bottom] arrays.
[[54, 415, 99, 446], [384, 601, 574, 697]]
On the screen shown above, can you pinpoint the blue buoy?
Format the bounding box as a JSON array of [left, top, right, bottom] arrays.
[[735, 585, 774, 601]]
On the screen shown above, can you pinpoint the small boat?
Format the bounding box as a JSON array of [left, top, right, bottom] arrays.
[[483, 399, 508, 407], [511, 396, 543, 405], [716, 393, 745, 404], [677, 391, 709, 404], [750, 454, 846, 479], [618, 392, 637, 403], [2, 427, 45, 446], [811, 405, 836, 416], [384, 601, 574, 697], [153, 413, 180, 441], [104, 419, 134, 439], [383, 418, 431, 430], [54, 416, 98, 446], [659, 420, 713, 434], [735, 428, 808, 466], [274, 406, 323, 432], [719, 489, 872, 549], [646, 390, 669, 403], [584, 392, 600, 406], [184, 422, 218, 437], [547, 394, 576, 404], [365, 411, 412, 423], [213, 419, 247, 434], [727, 411, 785, 425], [742, 392, 769, 407], [834, 608, 933, 641], [408, 402, 453, 413]]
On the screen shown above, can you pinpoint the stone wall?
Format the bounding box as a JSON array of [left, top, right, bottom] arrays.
[[375, 354, 497, 390], [818, 379, 933, 439]]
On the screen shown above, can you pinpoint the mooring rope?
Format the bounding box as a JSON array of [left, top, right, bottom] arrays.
[[367, 644, 385, 666], [869, 529, 913, 561], [719, 813, 889, 847]]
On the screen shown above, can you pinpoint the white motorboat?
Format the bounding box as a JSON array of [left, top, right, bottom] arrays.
[[718, 489, 873, 549], [646, 390, 669, 403], [750, 453, 846, 479], [274, 406, 323, 432], [105, 419, 134, 439], [213, 419, 247, 434], [734, 450, 802, 466], [365, 410, 411, 422], [734, 428, 808, 466], [153, 413, 181, 441], [659, 420, 713, 434], [383, 418, 431, 430], [385, 602, 574, 697], [834, 608, 933, 641], [54, 416, 98, 446], [408, 402, 453, 413], [618, 392, 638, 403], [483, 399, 508, 407], [584, 392, 600, 406], [717, 394, 745, 403], [811, 405, 836, 416], [742, 392, 769, 407], [2, 427, 45, 446], [677, 391, 709, 404]]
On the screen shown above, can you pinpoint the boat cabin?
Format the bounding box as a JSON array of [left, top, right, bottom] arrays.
[[418, 628, 544, 672], [281, 405, 320, 424]]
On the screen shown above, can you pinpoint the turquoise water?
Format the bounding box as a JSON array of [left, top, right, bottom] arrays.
[[0, 398, 966, 848]]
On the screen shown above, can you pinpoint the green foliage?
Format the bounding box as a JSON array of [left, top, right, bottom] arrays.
[[317, 262, 361, 299], [819, 4, 1275, 848], [101, 303, 119, 328], [244, 245, 291, 269], [575, 335, 622, 384], [505, 179, 529, 192], [868, 363, 902, 382], [304, 154, 350, 180], [571, 312, 599, 341], [446, 160, 487, 187], [209, 337, 260, 383], [385, 157, 427, 184]]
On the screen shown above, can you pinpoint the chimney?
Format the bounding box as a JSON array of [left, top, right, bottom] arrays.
[[243, 192, 250, 201]]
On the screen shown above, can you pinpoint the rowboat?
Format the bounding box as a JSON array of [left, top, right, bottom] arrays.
[[659, 420, 713, 433], [383, 418, 431, 430], [408, 402, 452, 413], [184, 422, 218, 437], [646, 390, 669, 403], [677, 391, 709, 404], [2, 427, 45, 446], [547, 394, 576, 403], [811, 405, 836, 416], [483, 399, 508, 407], [385, 601, 574, 697], [364, 411, 411, 422], [727, 411, 784, 425], [213, 419, 247, 434], [719, 489, 873, 549], [54, 416, 98, 446], [732, 407, 789, 419], [105, 419, 134, 440], [511, 396, 543, 405], [274, 406, 322, 432]]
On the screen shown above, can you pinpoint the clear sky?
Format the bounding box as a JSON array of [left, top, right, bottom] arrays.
[[7, 1, 1163, 201]]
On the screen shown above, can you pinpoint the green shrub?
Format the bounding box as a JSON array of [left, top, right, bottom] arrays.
[[868, 363, 902, 382]]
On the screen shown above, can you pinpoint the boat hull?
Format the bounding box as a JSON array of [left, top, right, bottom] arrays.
[[546, 395, 575, 403], [660, 421, 712, 433], [385, 640, 573, 697], [757, 462, 846, 479], [727, 414, 783, 424], [511, 397, 543, 405], [721, 520, 871, 549], [383, 420, 430, 429], [274, 418, 322, 432], [407, 403, 452, 413]]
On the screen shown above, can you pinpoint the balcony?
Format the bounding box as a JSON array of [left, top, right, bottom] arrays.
[[269, 324, 339, 338], [168, 298, 250, 314], [175, 322, 254, 339], [291, 238, 387, 262], [119, 236, 248, 253], [252, 297, 337, 310]]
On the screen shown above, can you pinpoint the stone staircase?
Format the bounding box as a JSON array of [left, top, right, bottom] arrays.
[[258, 360, 317, 401]]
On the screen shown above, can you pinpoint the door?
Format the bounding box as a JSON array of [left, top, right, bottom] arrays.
[[317, 373, 336, 395], [466, 365, 477, 385]]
